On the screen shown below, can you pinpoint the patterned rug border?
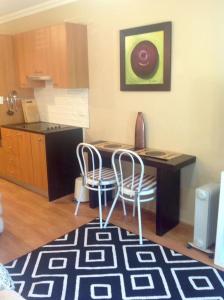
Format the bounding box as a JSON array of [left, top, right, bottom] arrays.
[[5, 218, 224, 300], [5, 217, 218, 270]]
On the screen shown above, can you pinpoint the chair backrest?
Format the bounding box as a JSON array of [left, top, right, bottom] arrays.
[[112, 149, 145, 197], [76, 143, 102, 186]]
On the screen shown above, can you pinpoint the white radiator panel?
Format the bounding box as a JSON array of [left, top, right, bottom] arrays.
[[193, 183, 220, 250]]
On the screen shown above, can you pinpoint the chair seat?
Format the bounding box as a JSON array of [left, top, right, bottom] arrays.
[[75, 142, 118, 228], [122, 174, 156, 197], [104, 148, 157, 244], [86, 167, 117, 186]]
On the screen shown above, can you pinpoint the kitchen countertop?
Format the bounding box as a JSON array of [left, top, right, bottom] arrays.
[[1, 122, 80, 135]]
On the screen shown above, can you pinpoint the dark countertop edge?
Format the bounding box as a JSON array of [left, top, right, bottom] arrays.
[[136, 153, 196, 170], [1, 124, 81, 135], [91, 140, 196, 170]]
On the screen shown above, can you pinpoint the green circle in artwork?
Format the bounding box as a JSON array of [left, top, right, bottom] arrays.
[[125, 30, 164, 85]]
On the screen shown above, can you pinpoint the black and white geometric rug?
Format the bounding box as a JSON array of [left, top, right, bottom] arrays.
[[5, 219, 224, 300]]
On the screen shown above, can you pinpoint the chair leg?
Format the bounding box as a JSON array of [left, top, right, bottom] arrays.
[[74, 186, 85, 216], [121, 197, 127, 216], [133, 200, 136, 217], [98, 187, 103, 228], [137, 196, 143, 245], [104, 188, 107, 207], [104, 190, 120, 228]]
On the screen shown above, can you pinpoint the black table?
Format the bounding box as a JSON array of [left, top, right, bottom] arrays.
[[89, 141, 196, 236]]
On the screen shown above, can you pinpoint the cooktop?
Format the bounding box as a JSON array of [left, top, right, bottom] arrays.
[[6, 122, 74, 134]]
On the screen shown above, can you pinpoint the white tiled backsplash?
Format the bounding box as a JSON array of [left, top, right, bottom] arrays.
[[34, 81, 89, 128]]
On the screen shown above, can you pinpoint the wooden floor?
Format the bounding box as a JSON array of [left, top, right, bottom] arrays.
[[0, 178, 219, 269]]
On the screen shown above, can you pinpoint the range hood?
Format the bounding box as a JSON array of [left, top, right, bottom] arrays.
[[27, 74, 51, 81]]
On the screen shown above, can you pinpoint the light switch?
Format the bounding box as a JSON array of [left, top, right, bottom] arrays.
[[0, 96, 3, 104]]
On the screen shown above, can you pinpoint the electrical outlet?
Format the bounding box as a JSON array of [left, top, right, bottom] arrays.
[[0, 96, 3, 104]]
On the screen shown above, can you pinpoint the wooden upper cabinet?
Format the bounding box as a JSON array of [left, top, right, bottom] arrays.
[[13, 31, 45, 88], [50, 23, 89, 88], [0, 35, 17, 96], [13, 23, 89, 89], [33, 27, 51, 76]]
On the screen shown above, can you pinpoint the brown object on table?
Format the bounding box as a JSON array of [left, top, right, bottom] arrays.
[[131, 40, 159, 79], [135, 112, 145, 149]]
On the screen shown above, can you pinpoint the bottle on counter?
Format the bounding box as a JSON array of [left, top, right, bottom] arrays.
[[134, 112, 146, 150]]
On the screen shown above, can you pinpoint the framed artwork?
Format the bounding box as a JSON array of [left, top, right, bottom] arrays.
[[120, 22, 172, 91]]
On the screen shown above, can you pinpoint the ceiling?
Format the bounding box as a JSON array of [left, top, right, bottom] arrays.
[[0, 0, 77, 24], [0, 0, 49, 17]]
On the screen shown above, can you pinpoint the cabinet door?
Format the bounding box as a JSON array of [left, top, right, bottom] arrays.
[[1, 128, 20, 180], [67, 23, 89, 88], [30, 133, 48, 192], [50, 23, 89, 88], [50, 24, 68, 88], [0, 35, 16, 96], [13, 32, 44, 88], [34, 27, 51, 76], [16, 131, 33, 185], [13, 32, 34, 88]]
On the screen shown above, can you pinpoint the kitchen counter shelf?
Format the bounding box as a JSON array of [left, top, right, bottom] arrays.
[[1, 122, 78, 135]]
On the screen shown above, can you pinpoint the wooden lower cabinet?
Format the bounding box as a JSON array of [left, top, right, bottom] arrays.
[[30, 133, 48, 192], [17, 131, 34, 186], [1, 128, 20, 181], [0, 128, 47, 191], [0, 127, 83, 200]]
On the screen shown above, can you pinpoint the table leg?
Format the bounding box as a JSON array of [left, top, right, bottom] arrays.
[[156, 168, 180, 236]]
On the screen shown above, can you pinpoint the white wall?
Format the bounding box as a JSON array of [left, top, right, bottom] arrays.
[[34, 81, 89, 128], [1, 0, 224, 225], [79, 0, 224, 225]]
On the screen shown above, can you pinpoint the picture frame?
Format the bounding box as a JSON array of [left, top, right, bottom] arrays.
[[120, 22, 172, 91]]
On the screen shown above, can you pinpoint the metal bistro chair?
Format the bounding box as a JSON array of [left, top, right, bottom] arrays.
[[104, 149, 157, 244], [75, 142, 118, 228]]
